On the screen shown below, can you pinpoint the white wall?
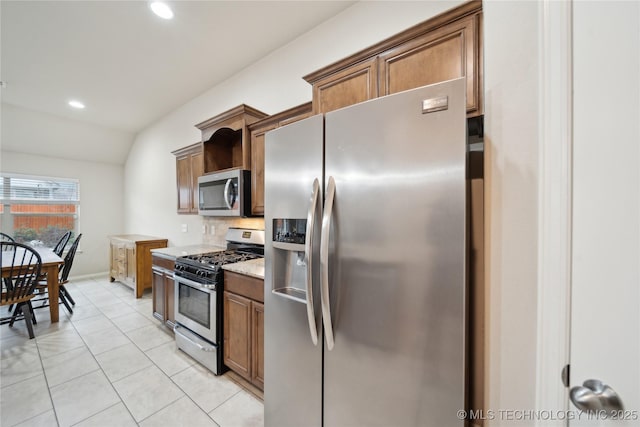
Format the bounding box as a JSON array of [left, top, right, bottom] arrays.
[[1, 103, 134, 165], [483, 1, 540, 423], [123, 0, 465, 246], [0, 103, 128, 277], [0, 150, 124, 277], [571, 0, 640, 415], [123, 0, 542, 421]]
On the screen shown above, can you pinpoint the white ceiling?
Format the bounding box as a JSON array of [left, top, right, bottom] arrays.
[[0, 1, 355, 134]]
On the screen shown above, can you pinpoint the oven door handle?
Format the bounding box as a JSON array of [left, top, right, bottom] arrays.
[[304, 178, 320, 346], [223, 179, 234, 210], [320, 176, 336, 351], [173, 274, 216, 290]]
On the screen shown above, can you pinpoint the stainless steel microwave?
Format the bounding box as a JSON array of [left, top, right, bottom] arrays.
[[198, 169, 251, 217]]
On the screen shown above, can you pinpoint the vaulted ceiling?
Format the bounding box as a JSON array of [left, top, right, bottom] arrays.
[[1, 1, 355, 134]]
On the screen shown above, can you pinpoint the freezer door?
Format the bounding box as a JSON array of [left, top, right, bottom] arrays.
[[323, 79, 467, 426], [264, 115, 323, 427]]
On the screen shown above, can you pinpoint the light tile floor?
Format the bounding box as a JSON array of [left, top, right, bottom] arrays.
[[0, 276, 264, 427]]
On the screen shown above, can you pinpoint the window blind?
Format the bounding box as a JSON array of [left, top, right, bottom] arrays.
[[1, 174, 79, 202]]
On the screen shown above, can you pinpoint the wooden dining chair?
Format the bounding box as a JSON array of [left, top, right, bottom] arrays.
[[58, 233, 82, 312], [52, 231, 72, 257], [33, 233, 82, 315], [1, 242, 42, 339], [1, 232, 15, 244], [2, 233, 18, 312], [34, 230, 72, 287]]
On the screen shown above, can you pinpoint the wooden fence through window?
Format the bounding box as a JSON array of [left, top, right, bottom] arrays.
[[9, 204, 76, 231]]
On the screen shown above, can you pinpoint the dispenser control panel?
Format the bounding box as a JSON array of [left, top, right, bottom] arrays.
[[273, 219, 307, 245]]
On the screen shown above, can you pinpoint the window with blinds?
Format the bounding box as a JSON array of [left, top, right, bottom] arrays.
[[1, 174, 80, 247]]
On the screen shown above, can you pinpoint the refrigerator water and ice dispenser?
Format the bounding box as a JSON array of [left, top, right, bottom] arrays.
[[271, 218, 311, 303], [273, 218, 307, 246]]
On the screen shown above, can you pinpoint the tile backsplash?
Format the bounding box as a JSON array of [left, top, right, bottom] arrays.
[[202, 217, 265, 246]]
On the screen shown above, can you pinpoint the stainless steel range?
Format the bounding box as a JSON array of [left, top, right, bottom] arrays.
[[173, 228, 264, 374]]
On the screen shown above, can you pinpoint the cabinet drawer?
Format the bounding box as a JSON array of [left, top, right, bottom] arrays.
[[117, 261, 126, 277], [115, 245, 126, 260], [224, 271, 264, 303]]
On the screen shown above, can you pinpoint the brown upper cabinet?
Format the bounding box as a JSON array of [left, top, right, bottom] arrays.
[[304, 1, 483, 117], [172, 142, 203, 214], [310, 58, 378, 115], [195, 105, 268, 174], [248, 102, 313, 216]]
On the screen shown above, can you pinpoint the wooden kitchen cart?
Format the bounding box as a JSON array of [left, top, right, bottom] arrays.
[[109, 235, 168, 298]]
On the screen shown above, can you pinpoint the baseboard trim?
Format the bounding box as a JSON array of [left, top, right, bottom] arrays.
[[69, 271, 110, 281]]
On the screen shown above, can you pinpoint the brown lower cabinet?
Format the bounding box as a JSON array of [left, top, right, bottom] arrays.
[[151, 254, 176, 330], [223, 271, 264, 390], [250, 301, 264, 389]]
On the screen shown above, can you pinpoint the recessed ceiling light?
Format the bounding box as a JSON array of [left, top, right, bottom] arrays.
[[150, 2, 174, 20], [68, 100, 85, 109]]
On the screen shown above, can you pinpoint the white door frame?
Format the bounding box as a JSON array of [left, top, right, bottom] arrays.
[[536, 0, 573, 420]]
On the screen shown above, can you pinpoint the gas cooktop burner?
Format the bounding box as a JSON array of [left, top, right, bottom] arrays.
[[174, 228, 265, 288], [181, 250, 261, 269], [175, 250, 262, 287]]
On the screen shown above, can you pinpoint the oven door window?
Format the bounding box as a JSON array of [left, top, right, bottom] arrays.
[[178, 283, 211, 328]]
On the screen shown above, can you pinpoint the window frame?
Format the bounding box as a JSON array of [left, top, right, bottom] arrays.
[[1, 173, 81, 248]]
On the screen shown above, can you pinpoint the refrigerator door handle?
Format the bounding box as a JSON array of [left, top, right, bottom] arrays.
[[320, 176, 336, 350], [304, 178, 320, 345]]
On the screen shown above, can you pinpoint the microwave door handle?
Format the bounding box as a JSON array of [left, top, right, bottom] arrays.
[[320, 176, 336, 350], [304, 178, 320, 346], [223, 179, 233, 209]]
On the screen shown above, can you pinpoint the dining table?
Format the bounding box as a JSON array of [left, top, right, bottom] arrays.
[[1, 246, 65, 323]]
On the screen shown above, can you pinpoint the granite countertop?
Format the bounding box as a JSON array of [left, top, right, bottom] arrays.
[[222, 258, 265, 280], [110, 234, 168, 242], [150, 244, 225, 259]]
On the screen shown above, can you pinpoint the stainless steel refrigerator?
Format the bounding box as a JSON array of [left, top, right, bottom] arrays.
[[264, 78, 467, 427]]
